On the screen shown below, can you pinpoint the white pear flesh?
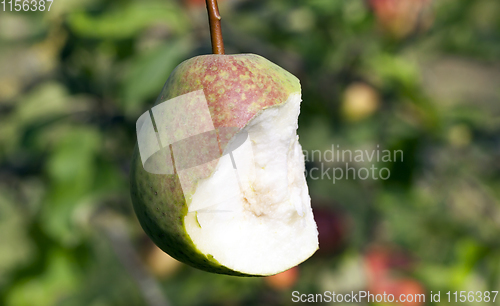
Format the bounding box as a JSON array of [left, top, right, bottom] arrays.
[[184, 93, 318, 275]]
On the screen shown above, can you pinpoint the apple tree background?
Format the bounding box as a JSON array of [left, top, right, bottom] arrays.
[[1, 0, 499, 305]]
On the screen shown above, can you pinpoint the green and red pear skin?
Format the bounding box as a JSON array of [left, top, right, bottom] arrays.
[[158, 54, 300, 129], [130, 54, 301, 275]]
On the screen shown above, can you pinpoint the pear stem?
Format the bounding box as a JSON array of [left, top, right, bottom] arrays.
[[205, 0, 225, 54]]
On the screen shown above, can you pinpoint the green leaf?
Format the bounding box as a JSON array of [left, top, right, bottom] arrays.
[[41, 126, 101, 245], [365, 53, 419, 88], [6, 250, 81, 306], [68, 2, 188, 39], [0, 190, 34, 288], [121, 37, 193, 115]]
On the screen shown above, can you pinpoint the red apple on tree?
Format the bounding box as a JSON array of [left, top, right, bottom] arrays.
[[369, 0, 433, 38], [313, 205, 347, 255], [365, 245, 423, 305], [265, 266, 300, 290]]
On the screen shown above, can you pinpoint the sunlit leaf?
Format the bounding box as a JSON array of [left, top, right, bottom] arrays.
[[68, 2, 189, 39], [121, 37, 193, 115]]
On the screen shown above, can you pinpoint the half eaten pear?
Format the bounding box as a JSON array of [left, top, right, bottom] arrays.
[[130, 54, 318, 276]]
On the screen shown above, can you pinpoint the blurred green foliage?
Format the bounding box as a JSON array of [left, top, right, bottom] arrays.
[[0, 0, 499, 305]]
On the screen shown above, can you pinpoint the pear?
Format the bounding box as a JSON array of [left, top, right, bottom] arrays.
[[130, 54, 318, 276]]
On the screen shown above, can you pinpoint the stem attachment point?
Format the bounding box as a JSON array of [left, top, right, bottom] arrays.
[[205, 0, 225, 54]]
